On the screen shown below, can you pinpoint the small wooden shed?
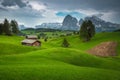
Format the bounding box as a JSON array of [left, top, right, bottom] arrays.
[[21, 39, 41, 46], [26, 35, 38, 39]]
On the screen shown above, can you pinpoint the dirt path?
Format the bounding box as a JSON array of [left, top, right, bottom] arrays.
[[87, 41, 118, 57]]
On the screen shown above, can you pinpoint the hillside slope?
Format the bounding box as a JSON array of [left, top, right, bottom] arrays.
[[0, 32, 120, 80]]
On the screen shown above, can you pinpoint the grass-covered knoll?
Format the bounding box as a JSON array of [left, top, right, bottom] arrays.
[[0, 32, 120, 80], [46, 32, 120, 51], [0, 36, 41, 55]]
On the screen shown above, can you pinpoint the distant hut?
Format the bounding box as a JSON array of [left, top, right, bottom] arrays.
[[21, 35, 41, 46], [26, 35, 38, 40], [21, 39, 41, 46]]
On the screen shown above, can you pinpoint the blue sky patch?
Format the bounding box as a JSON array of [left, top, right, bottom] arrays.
[[56, 11, 86, 19]]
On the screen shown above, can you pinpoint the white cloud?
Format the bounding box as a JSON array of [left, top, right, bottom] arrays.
[[28, 1, 46, 11], [34, 9, 63, 25], [73, 9, 117, 23], [100, 11, 118, 23], [6, 5, 19, 10], [75, 9, 100, 16]]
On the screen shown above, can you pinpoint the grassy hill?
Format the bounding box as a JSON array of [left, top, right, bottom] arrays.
[[0, 32, 120, 80]]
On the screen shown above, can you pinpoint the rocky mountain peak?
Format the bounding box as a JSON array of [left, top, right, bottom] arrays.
[[62, 15, 79, 31]]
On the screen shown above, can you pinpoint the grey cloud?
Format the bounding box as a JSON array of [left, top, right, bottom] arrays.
[[93, 14, 104, 17], [1, 0, 27, 8], [39, 0, 120, 11], [1, 0, 120, 12], [39, 0, 120, 23], [0, 7, 44, 26], [0, 7, 8, 11], [8, 7, 44, 18], [0, 0, 120, 26]]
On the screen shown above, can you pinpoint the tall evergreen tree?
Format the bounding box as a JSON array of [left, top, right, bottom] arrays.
[[80, 20, 95, 42], [87, 20, 95, 38], [62, 38, 70, 47], [11, 20, 19, 34], [3, 19, 12, 35], [80, 21, 89, 41], [0, 23, 3, 34]]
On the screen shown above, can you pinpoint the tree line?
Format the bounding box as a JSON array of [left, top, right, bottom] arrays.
[[0, 18, 19, 36]]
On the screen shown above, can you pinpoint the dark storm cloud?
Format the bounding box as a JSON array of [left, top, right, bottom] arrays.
[[39, 0, 120, 23], [1, 0, 27, 8], [0, 0, 120, 12], [0, 7, 7, 11], [39, 0, 120, 11]]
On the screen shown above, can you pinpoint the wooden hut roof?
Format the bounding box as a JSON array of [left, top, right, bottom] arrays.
[[21, 39, 40, 44], [26, 35, 38, 39]]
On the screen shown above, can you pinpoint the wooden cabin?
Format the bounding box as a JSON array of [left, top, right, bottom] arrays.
[[21, 39, 41, 46], [21, 35, 41, 46], [26, 35, 38, 40]]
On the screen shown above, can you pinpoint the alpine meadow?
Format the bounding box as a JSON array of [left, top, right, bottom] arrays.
[[0, 0, 120, 80]]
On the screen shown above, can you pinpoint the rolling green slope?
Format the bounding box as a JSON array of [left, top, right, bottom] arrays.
[[0, 32, 120, 80]]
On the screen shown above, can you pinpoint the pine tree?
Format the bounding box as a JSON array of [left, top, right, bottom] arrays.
[[80, 21, 89, 41], [37, 35, 40, 39], [87, 20, 95, 39], [3, 19, 12, 35], [62, 38, 70, 47], [0, 23, 3, 34], [80, 20, 95, 42], [44, 37, 48, 42], [11, 20, 19, 34]]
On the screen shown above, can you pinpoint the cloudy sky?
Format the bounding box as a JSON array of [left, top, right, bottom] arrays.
[[0, 0, 120, 27]]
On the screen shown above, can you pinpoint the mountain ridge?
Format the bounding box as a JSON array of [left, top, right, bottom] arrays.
[[20, 15, 120, 32], [79, 16, 120, 32]]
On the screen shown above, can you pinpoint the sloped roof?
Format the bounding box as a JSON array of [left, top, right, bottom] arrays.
[[26, 35, 38, 39], [21, 39, 40, 44]]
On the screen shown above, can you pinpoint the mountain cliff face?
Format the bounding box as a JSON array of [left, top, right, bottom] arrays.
[[79, 16, 120, 32], [61, 15, 79, 31]]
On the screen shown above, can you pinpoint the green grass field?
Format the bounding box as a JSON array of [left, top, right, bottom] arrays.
[[0, 32, 120, 80]]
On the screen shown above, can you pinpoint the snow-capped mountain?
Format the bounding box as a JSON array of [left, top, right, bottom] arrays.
[[35, 23, 62, 29], [79, 16, 120, 32], [33, 15, 120, 32]]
